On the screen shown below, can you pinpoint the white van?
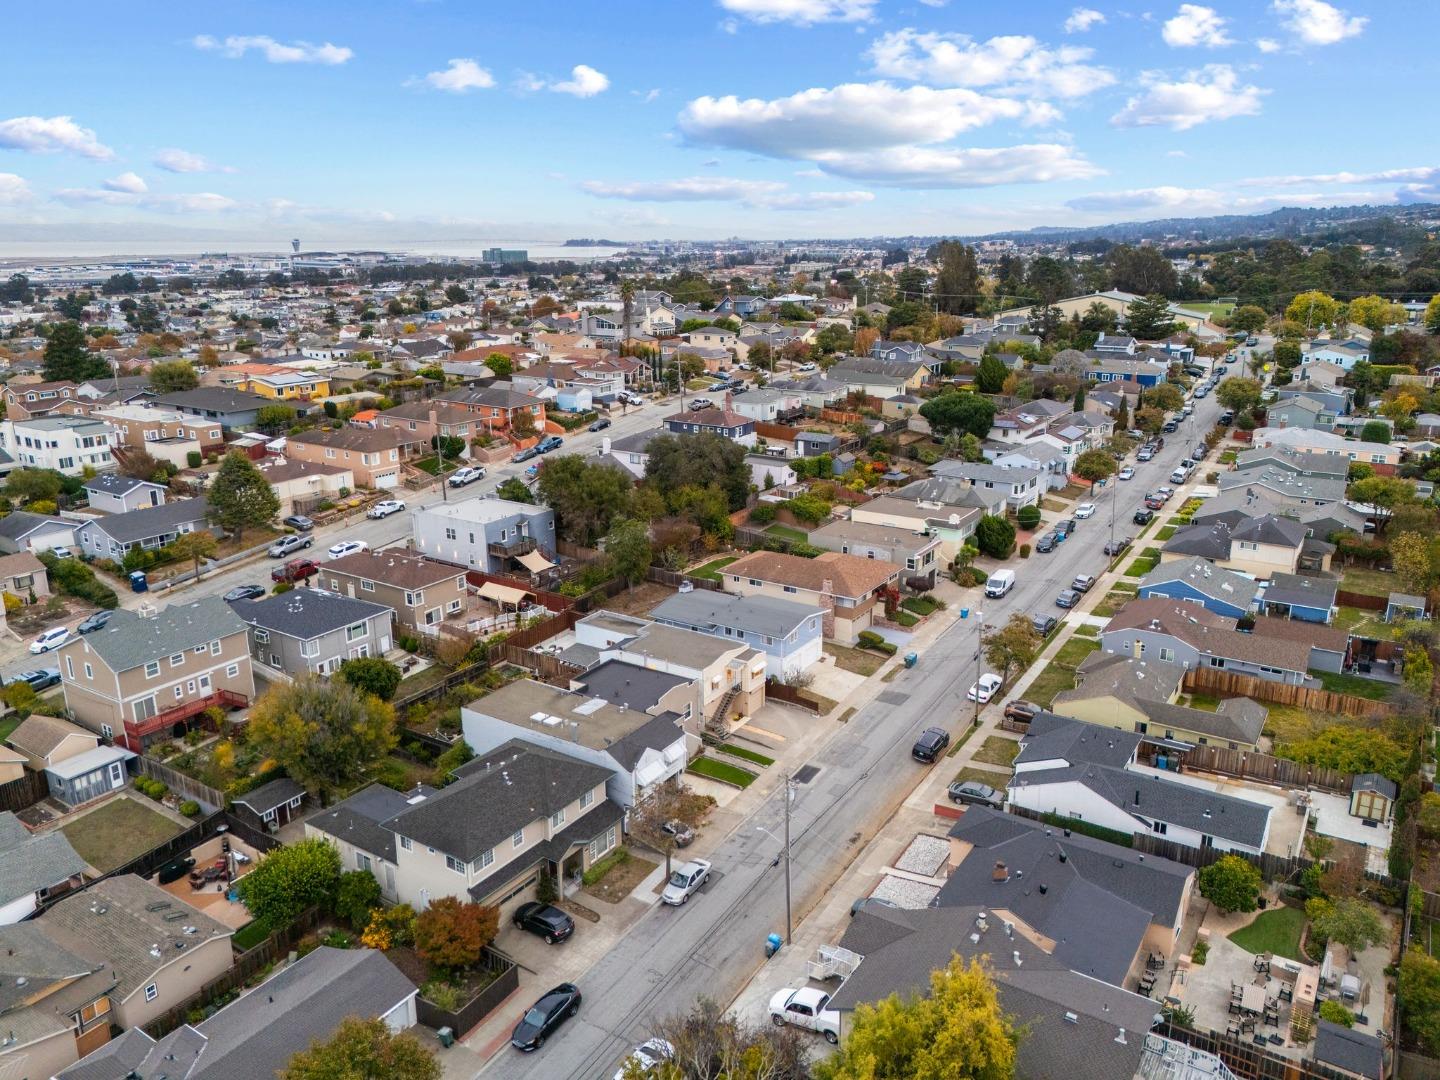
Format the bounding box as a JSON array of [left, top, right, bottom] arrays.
[[984, 569, 1016, 598]]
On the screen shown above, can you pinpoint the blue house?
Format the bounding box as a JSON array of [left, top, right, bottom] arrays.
[[662, 405, 756, 445], [649, 590, 823, 680], [1258, 572, 1337, 624], [714, 294, 768, 317], [1085, 359, 1168, 388], [1137, 556, 1260, 619]]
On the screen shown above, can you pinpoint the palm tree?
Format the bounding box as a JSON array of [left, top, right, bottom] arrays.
[[620, 279, 636, 357]]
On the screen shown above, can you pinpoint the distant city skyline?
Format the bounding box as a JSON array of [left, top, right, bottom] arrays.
[[0, 0, 1431, 243]]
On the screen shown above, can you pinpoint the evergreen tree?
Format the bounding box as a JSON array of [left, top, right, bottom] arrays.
[[43, 322, 109, 382], [206, 451, 280, 542]]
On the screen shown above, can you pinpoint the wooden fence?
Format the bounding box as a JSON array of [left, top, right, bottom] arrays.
[[763, 679, 823, 714], [138, 756, 227, 812], [1157, 742, 1357, 795], [1419, 889, 1440, 921], [1182, 667, 1393, 720], [1336, 589, 1389, 611], [392, 661, 490, 713], [490, 645, 585, 687], [464, 569, 573, 613], [1151, 1022, 1386, 1080], [414, 947, 519, 1038], [646, 566, 722, 591], [0, 769, 48, 813]]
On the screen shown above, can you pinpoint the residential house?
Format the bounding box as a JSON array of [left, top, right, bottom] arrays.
[[0, 550, 49, 603], [74, 497, 215, 562], [1137, 556, 1261, 619], [1161, 514, 1322, 579], [1302, 339, 1370, 369], [661, 404, 756, 446], [727, 388, 792, 423], [244, 369, 331, 400], [321, 550, 470, 637], [90, 404, 223, 466], [0, 416, 115, 475], [0, 811, 88, 924], [600, 427, 662, 479], [0, 510, 77, 555], [436, 383, 548, 434], [82, 474, 166, 514], [0, 924, 113, 1079], [649, 590, 824, 679], [232, 588, 394, 677], [807, 518, 943, 589], [3, 379, 79, 419], [849, 487, 982, 561], [1274, 381, 1351, 418], [231, 777, 307, 832], [411, 495, 556, 574], [255, 457, 354, 517], [306, 783, 436, 903], [1233, 445, 1351, 481], [287, 425, 405, 489], [5, 713, 98, 772], [1193, 484, 1366, 544], [1054, 652, 1266, 750], [1092, 331, 1138, 354], [768, 374, 847, 410], [683, 325, 747, 360], [1008, 713, 1274, 855], [1084, 358, 1169, 387], [54, 946, 417, 1080], [745, 452, 798, 490], [927, 459, 1043, 510], [57, 597, 255, 750], [1350, 774, 1397, 825], [1259, 572, 1338, 623], [827, 357, 928, 397], [1249, 614, 1350, 674], [1267, 393, 1341, 431], [369, 401, 482, 451], [1250, 426, 1401, 474], [722, 550, 899, 644], [151, 388, 274, 431], [713, 293, 768, 317], [1102, 597, 1313, 685], [1216, 465, 1346, 511]]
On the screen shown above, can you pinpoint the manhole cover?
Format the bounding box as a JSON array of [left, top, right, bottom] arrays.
[[878, 691, 910, 705], [792, 764, 820, 784]]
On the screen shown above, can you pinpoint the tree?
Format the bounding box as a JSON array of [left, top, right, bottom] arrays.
[[604, 518, 652, 584], [973, 514, 1015, 559], [1230, 305, 1267, 333], [920, 393, 994, 439], [207, 451, 280, 542], [1347, 474, 1418, 534], [1123, 293, 1175, 339], [414, 896, 499, 973], [1305, 896, 1386, 954], [975, 354, 1008, 394], [496, 477, 534, 503], [1197, 854, 1261, 914], [1135, 405, 1165, 435], [1390, 531, 1439, 595], [1107, 244, 1180, 297], [645, 433, 750, 512], [148, 360, 199, 393], [958, 433, 984, 462], [256, 403, 297, 431], [282, 1017, 440, 1080], [1072, 383, 1086, 412], [934, 241, 981, 315], [486, 353, 513, 379], [1, 681, 38, 720], [246, 676, 396, 804], [1143, 383, 1185, 413], [510, 408, 538, 440], [6, 468, 62, 505], [1281, 725, 1407, 780], [335, 869, 382, 932], [982, 614, 1042, 687], [1215, 377, 1263, 415], [168, 530, 218, 581], [1425, 294, 1440, 336], [1401, 950, 1440, 1053], [1074, 448, 1118, 485], [853, 326, 880, 357], [337, 657, 403, 701], [43, 321, 109, 382], [814, 956, 1018, 1080], [1381, 392, 1419, 430], [1285, 290, 1340, 330], [650, 997, 810, 1080], [1016, 504, 1041, 530], [1349, 294, 1404, 333], [444, 283, 470, 305], [235, 837, 342, 927], [536, 454, 633, 545]]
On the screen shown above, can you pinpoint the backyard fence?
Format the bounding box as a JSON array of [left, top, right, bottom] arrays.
[[0, 769, 48, 813], [414, 947, 520, 1038], [463, 569, 573, 613], [1336, 589, 1390, 611], [1182, 668, 1393, 720], [646, 566, 722, 591], [392, 661, 490, 713], [490, 645, 585, 687], [138, 756, 227, 812], [1418, 889, 1440, 921], [1161, 743, 1357, 796], [763, 679, 823, 714], [1150, 1021, 1386, 1080]]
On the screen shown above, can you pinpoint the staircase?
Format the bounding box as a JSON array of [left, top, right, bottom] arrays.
[[705, 685, 741, 738]]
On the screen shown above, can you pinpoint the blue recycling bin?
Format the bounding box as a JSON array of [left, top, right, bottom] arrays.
[[129, 570, 149, 593], [904, 651, 918, 668], [765, 933, 783, 958], [960, 608, 970, 619]]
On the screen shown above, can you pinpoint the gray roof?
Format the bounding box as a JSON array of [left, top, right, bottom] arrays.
[[1139, 555, 1261, 609], [231, 776, 306, 815], [232, 588, 391, 640], [1314, 1020, 1384, 1079], [153, 387, 271, 413], [573, 658, 690, 712], [54, 1028, 157, 1080], [78, 496, 210, 545], [0, 510, 72, 542], [83, 473, 161, 497], [1263, 572, 1338, 611], [391, 739, 612, 862], [927, 460, 1043, 484], [1217, 467, 1347, 503], [1016, 712, 1141, 770], [0, 810, 90, 905], [466, 796, 624, 903], [307, 782, 434, 865], [650, 589, 820, 638], [71, 596, 248, 674], [1352, 773, 1397, 800]]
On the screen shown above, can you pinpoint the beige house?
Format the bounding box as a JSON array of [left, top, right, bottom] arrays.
[[57, 598, 255, 751], [721, 550, 900, 643], [6, 714, 100, 771], [91, 404, 224, 466], [287, 426, 405, 489], [256, 457, 354, 517], [0, 551, 49, 604], [0, 743, 22, 783], [321, 549, 470, 637], [1160, 514, 1316, 579]]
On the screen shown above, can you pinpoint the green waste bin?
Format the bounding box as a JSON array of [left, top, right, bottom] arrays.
[[436, 1027, 454, 1048]]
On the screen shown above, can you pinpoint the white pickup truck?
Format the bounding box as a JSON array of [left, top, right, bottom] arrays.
[[660, 859, 711, 905], [768, 988, 841, 1043]]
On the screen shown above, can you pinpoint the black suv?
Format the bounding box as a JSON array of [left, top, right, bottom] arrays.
[[512, 901, 575, 944], [911, 727, 950, 762], [1035, 532, 1058, 553], [1133, 508, 1155, 525]]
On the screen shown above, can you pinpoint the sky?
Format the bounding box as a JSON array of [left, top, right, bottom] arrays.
[[0, 0, 1436, 245]]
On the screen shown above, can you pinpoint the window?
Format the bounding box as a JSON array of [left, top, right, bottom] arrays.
[[194, 644, 206, 654], [783, 585, 797, 594], [224, 662, 239, 678], [254, 629, 270, 644], [748, 578, 761, 586], [144, 661, 160, 678], [360, 579, 375, 592], [513, 828, 525, 848], [84, 662, 93, 679], [446, 855, 465, 874], [1159, 648, 1175, 662], [346, 622, 367, 642], [300, 639, 320, 658], [447, 599, 462, 614], [65, 655, 74, 678], [174, 686, 184, 699], [170, 653, 184, 668], [1151, 821, 1168, 835], [404, 590, 423, 606], [144, 983, 158, 1002], [210, 640, 221, 656], [400, 836, 412, 851], [581, 789, 594, 809], [472, 848, 494, 872], [550, 808, 566, 828], [356, 852, 371, 871]]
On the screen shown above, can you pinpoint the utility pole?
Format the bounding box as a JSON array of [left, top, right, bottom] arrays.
[[783, 773, 793, 944]]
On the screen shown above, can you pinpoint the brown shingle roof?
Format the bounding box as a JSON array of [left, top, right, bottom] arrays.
[[324, 550, 467, 591], [290, 426, 406, 452], [725, 550, 898, 598], [256, 459, 349, 484], [6, 714, 93, 759]]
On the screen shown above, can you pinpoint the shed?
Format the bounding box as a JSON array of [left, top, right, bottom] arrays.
[[1314, 1019, 1384, 1079], [232, 777, 307, 831], [1384, 592, 1427, 624], [1349, 773, 1397, 823], [45, 744, 136, 806]]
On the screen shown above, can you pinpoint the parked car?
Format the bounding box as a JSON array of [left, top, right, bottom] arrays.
[[448, 466, 486, 487], [537, 435, 564, 453], [512, 446, 540, 463], [1004, 699, 1040, 724], [1170, 467, 1189, 484], [9, 668, 60, 692], [222, 584, 266, 603], [688, 398, 714, 411], [588, 417, 612, 432], [1103, 537, 1132, 556], [271, 558, 320, 583], [1071, 574, 1096, 593], [326, 540, 369, 560], [768, 988, 840, 1044], [1218, 410, 1235, 425], [512, 901, 575, 945], [1145, 494, 1167, 510], [612, 1038, 675, 1079], [620, 391, 646, 406], [367, 499, 406, 519], [1162, 419, 1179, 433], [511, 983, 582, 1052], [1118, 466, 1135, 481], [1136, 447, 1155, 462], [50, 547, 74, 560], [1074, 502, 1096, 519], [76, 609, 113, 634], [1133, 508, 1155, 525], [1034, 532, 1057, 553], [1032, 613, 1058, 635], [1055, 589, 1080, 609], [966, 673, 1003, 704], [661, 859, 712, 905], [282, 514, 315, 532], [29, 627, 70, 654], [661, 819, 695, 847], [797, 362, 817, 372], [1054, 519, 1076, 539], [948, 780, 1003, 809], [268, 533, 312, 558], [911, 727, 951, 762]]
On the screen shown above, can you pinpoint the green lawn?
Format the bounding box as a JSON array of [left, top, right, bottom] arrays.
[[1073, 624, 1099, 638], [233, 919, 272, 952], [824, 643, 884, 677], [1186, 693, 1222, 711], [1228, 906, 1307, 962], [1124, 547, 1163, 578], [687, 756, 758, 788], [716, 743, 775, 767], [892, 610, 919, 627], [1333, 606, 1404, 642], [972, 736, 1020, 768], [0, 714, 21, 743], [1340, 565, 1398, 598], [901, 596, 941, 617], [1026, 660, 1080, 708], [1053, 637, 1101, 668], [61, 796, 185, 874], [764, 523, 809, 543], [1155, 525, 1178, 541], [1310, 669, 1394, 701], [1092, 591, 1133, 618], [1187, 301, 1236, 318], [690, 556, 737, 582], [951, 766, 1011, 789], [410, 455, 444, 475]]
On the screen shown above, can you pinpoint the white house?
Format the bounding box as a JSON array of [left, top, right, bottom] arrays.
[[0, 416, 115, 476]]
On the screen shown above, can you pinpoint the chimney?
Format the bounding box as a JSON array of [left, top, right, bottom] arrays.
[[822, 578, 834, 594], [992, 861, 1009, 882], [601, 435, 611, 454]]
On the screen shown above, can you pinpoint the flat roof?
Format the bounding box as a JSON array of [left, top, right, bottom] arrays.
[[467, 678, 683, 753]]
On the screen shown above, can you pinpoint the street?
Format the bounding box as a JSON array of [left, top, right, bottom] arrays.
[[481, 366, 1225, 1080]]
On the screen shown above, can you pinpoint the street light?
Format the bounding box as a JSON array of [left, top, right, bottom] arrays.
[[756, 773, 796, 943]]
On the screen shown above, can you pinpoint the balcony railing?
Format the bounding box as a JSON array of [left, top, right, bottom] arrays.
[[121, 689, 247, 750], [488, 536, 537, 558]]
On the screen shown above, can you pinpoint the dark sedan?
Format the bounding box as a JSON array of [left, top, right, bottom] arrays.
[[512, 901, 575, 944], [512, 446, 540, 463], [76, 609, 114, 634], [9, 668, 61, 692], [223, 584, 267, 603], [588, 417, 612, 432], [511, 983, 581, 1051]]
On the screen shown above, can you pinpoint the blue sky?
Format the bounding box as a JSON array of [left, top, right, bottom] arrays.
[[0, 0, 1434, 242]]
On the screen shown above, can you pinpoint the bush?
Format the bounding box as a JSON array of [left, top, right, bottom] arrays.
[[974, 514, 1016, 559], [335, 870, 383, 931], [39, 552, 119, 609], [1198, 854, 1261, 914], [1016, 504, 1041, 530], [1318, 1000, 1355, 1027], [187, 450, 203, 468], [1019, 543, 1031, 559], [857, 630, 898, 657], [422, 980, 464, 1011], [179, 800, 201, 817], [415, 897, 499, 973], [748, 503, 777, 525], [1191, 939, 1209, 965]]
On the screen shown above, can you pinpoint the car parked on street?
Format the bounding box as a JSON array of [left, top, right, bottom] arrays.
[[448, 466, 486, 487], [1055, 589, 1080, 609], [511, 983, 581, 1052], [7, 668, 60, 692], [966, 673, 1003, 704], [326, 540, 369, 560], [1071, 574, 1096, 593], [1134, 508, 1155, 525], [1104, 537, 1132, 556], [29, 627, 70, 654], [948, 780, 1003, 809], [537, 435, 564, 453], [1137, 447, 1154, 462], [512, 446, 540, 463], [661, 859, 712, 905], [268, 533, 312, 558], [1035, 532, 1058, 553], [612, 1038, 675, 1079], [282, 514, 315, 532], [1145, 493, 1167, 510], [1118, 466, 1135, 480], [688, 398, 713, 410], [911, 727, 951, 762], [223, 585, 266, 603], [271, 558, 320, 583], [768, 988, 840, 1044], [76, 609, 114, 634], [1074, 502, 1095, 519], [512, 902, 575, 945], [1054, 519, 1075, 539], [367, 499, 405, 519], [588, 417, 612, 432], [1032, 613, 1057, 635]]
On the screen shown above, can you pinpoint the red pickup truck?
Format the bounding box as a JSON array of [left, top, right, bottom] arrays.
[[271, 558, 319, 583]]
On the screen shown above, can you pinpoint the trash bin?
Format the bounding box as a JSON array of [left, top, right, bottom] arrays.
[[960, 608, 969, 619], [765, 933, 783, 959], [904, 651, 918, 668], [436, 1027, 454, 1048], [129, 570, 149, 593]]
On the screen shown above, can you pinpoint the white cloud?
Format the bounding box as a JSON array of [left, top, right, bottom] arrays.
[[919, 0, 948, 7], [1167, 149, 1189, 157], [1256, 37, 1282, 51], [0, 173, 32, 205], [103, 172, 148, 194], [419, 58, 495, 93], [1111, 65, 1265, 130], [1064, 8, 1106, 33], [551, 64, 610, 97], [1162, 5, 1234, 47], [0, 115, 114, 160], [680, 82, 1054, 159], [811, 143, 1102, 187], [633, 88, 661, 103], [153, 148, 235, 174], [1066, 184, 1365, 216], [1272, 0, 1366, 45], [715, 0, 876, 26], [579, 175, 873, 209], [1237, 166, 1440, 187], [54, 187, 239, 213], [764, 190, 875, 208], [192, 34, 352, 65], [867, 29, 1115, 99]]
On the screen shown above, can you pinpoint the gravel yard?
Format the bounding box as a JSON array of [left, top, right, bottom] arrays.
[[870, 874, 940, 909], [893, 834, 949, 877]]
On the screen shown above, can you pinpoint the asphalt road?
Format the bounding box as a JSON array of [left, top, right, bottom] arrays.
[[481, 364, 1226, 1080]]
